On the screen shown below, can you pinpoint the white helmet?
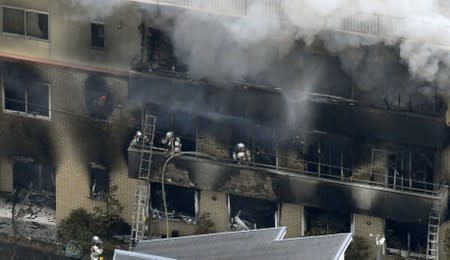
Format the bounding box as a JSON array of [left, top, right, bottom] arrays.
[[136, 131, 143, 136], [92, 235, 100, 243], [237, 143, 246, 149], [166, 131, 174, 138]]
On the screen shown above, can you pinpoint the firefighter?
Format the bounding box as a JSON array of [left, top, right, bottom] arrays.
[[161, 131, 182, 154], [233, 142, 251, 162], [90, 235, 104, 260], [130, 130, 144, 147]]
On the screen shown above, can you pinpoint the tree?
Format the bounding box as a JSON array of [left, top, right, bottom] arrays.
[[345, 236, 370, 260]]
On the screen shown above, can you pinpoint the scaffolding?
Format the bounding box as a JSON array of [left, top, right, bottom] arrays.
[[129, 114, 156, 249]]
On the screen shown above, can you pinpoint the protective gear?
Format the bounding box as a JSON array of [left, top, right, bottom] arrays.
[[130, 130, 150, 148], [92, 236, 100, 244], [161, 131, 182, 154], [233, 143, 251, 162], [90, 236, 103, 260]]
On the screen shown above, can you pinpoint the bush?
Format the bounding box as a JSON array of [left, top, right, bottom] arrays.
[[345, 236, 370, 260], [58, 185, 130, 248]]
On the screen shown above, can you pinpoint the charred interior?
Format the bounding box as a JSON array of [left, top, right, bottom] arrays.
[[228, 194, 278, 230], [151, 182, 197, 224], [304, 207, 350, 236], [385, 219, 428, 257]]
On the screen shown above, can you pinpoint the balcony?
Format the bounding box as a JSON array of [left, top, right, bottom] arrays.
[[128, 147, 448, 223]]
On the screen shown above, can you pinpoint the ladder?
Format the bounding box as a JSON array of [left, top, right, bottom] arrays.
[[426, 199, 441, 260], [130, 114, 156, 249]]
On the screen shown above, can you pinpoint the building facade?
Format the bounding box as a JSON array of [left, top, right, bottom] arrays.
[[0, 0, 449, 259]]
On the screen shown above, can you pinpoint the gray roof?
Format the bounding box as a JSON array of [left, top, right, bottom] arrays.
[[113, 249, 176, 260], [125, 227, 352, 260]]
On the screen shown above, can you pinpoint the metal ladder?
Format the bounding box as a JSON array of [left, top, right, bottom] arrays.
[[426, 200, 441, 260], [130, 114, 156, 249]]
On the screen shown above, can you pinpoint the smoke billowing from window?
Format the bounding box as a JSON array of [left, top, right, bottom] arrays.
[[66, 0, 450, 95]]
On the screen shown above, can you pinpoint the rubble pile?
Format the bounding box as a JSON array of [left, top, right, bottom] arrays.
[[0, 190, 57, 242]]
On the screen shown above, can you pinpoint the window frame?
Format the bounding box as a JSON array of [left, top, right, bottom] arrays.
[[90, 21, 106, 49], [1, 5, 50, 41], [2, 80, 51, 120]]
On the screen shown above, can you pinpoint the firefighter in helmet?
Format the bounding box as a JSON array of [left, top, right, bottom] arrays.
[[161, 131, 182, 154], [233, 142, 251, 162]]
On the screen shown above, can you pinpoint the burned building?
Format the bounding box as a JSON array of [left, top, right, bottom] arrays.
[[1, 0, 450, 259]]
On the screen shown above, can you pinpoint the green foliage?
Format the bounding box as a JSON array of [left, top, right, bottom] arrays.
[[345, 236, 370, 260], [58, 185, 130, 248], [195, 212, 216, 235]]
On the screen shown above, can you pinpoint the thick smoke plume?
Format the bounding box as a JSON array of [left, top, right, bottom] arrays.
[[67, 0, 450, 97]]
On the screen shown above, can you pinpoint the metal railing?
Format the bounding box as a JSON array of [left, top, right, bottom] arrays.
[[131, 0, 450, 48], [146, 129, 446, 197]]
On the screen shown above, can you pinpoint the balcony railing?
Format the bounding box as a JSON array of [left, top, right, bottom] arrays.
[[131, 0, 450, 48], [130, 129, 445, 196]]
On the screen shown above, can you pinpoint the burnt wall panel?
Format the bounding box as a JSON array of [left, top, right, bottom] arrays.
[[129, 149, 438, 223]]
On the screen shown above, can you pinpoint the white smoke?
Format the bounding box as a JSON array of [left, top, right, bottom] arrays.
[[67, 0, 450, 93]]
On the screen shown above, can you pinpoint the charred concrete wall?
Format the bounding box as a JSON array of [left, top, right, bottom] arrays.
[[0, 60, 138, 223], [0, 0, 142, 71]]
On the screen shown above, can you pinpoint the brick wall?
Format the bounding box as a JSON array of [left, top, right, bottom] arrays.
[[198, 191, 229, 232], [280, 203, 303, 238]]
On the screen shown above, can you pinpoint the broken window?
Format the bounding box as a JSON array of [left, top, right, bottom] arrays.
[[151, 182, 197, 224], [251, 126, 276, 165], [91, 23, 105, 48], [13, 157, 55, 193], [147, 27, 186, 73], [3, 81, 50, 117], [306, 133, 352, 179], [146, 105, 197, 151], [370, 148, 418, 189], [85, 74, 113, 120], [2, 7, 48, 40], [228, 194, 278, 230], [90, 163, 109, 200], [304, 207, 350, 236], [385, 219, 427, 257]]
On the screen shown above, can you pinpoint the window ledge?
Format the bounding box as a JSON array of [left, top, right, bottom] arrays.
[[3, 109, 51, 121], [2, 32, 49, 42]]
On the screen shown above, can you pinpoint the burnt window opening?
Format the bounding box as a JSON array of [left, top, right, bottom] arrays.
[[90, 163, 109, 200], [91, 23, 105, 48], [385, 219, 427, 257], [146, 105, 196, 151], [2, 7, 48, 40], [147, 27, 187, 73], [251, 126, 276, 165], [306, 134, 352, 179], [304, 207, 350, 236], [370, 148, 434, 190], [13, 157, 55, 209], [229, 194, 278, 230], [85, 75, 113, 120], [151, 182, 197, 224], [3, 81, 50, 117]]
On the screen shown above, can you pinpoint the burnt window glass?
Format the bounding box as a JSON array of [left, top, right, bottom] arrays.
[[26, 11, 48, 40], [4, 81, 26, 112], [91, 23, 105, 48], [3, 7, 25, 35], [28, 83, 49, 116], [90, 163, 109, 200]]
